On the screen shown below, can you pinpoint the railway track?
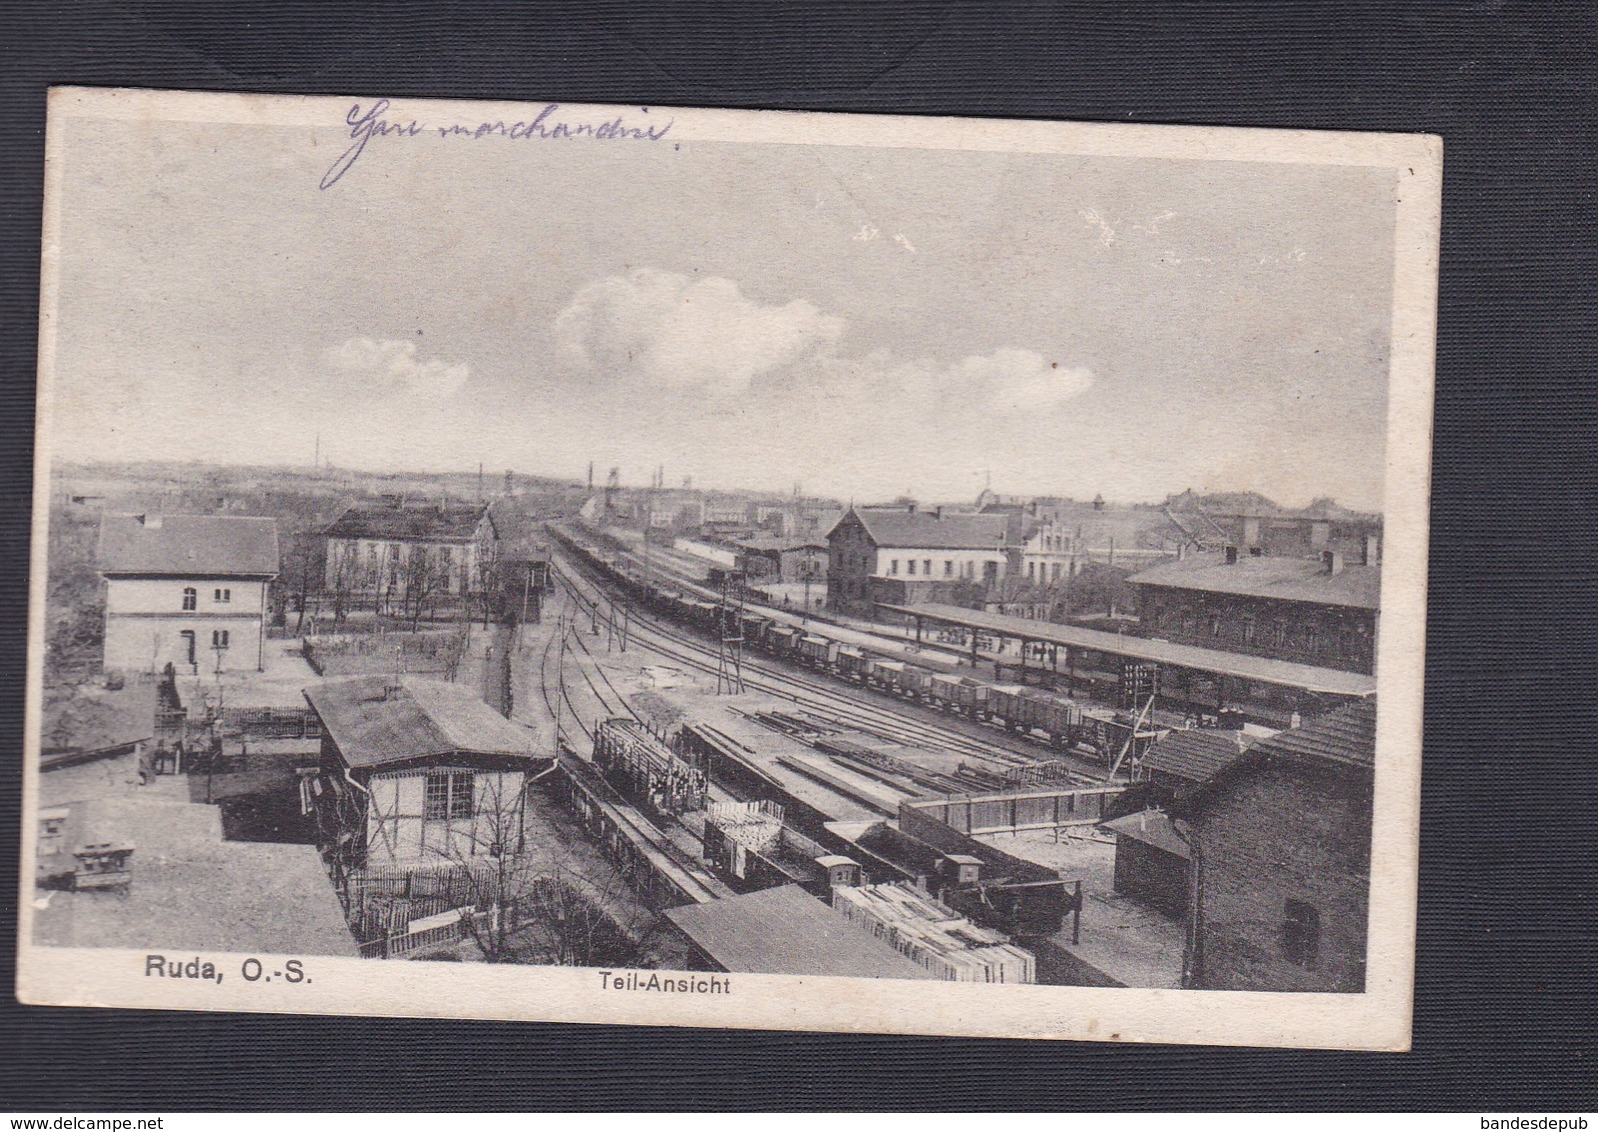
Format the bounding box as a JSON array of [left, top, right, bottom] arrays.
[[550, 546, 1108, 786]]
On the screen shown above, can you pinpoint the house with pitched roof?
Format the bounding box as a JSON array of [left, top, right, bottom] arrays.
[[98, 513, 279, 674], [303, 675, 551, 874], [1176, 700, 1376, 992], [825, 504, 1012, 617], [321, 498, 497, 610]]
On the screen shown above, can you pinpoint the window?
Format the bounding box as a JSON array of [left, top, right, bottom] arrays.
[[211, 629, 230, 649], [1209, 614, 1223, 638], [924, 559, 932, 576], [181, 587, 197, 611], [424, 771, 475, 821], [1283, 899, 1320, 968], [1052, 563, 1062, 582], [1304, 626, 1319, 653], [944, 560, 953, 577], [907, 559, 916, 576], [1273, 621, 1289, 648], [1027, 562, 1036, 581], [889, 559, 899, 575], [1242, 616, 1256, 644], [213, 587, 231, 603]]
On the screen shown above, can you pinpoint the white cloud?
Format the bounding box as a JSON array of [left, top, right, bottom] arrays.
[[554, 268, 844, 395], [323, 337, 468, 403], [942, 348, 1093, 412]]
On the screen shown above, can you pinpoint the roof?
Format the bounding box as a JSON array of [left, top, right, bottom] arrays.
[[304, 676, 541, 770], [1102, 810, 1191, 859], [1140, 728, 1253, 785], [839, 507, 1010, 551], [323, 502, 490, 542], [1182, 701, 1377, 814], [98, 514, 279, 577], [662, 885, 934, 979], [1247, 698, 1376, 771], [40, 684, 155, 756], [32, 796, 356, 956], [1126, 552, 1380, 611], [731, 535, 828, 553], [878, 603, 1378, 697]]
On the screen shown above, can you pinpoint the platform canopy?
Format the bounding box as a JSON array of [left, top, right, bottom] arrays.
[[877, 603, 1377, 698]]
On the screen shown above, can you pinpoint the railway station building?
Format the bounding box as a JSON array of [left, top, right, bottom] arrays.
[[1127, 546, 1381, 675], [825, 504, 1012, 617]]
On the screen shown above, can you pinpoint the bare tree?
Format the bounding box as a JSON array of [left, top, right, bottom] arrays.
[[428, 772, 654, 966], [325, 541, 360, 630], [401, 546, 450, 631]]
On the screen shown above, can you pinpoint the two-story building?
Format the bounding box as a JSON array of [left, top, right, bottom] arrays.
[[322, 498, 497, 607], [98, 513, 279, 674], [825, 505, 1012, 617], [1127, 546, 1380, 675]]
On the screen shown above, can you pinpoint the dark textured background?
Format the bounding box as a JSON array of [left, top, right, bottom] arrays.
[[3, 1, 1595, 1112]]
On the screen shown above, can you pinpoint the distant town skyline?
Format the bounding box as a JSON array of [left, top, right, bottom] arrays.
[[48, 108, 1399, 512]]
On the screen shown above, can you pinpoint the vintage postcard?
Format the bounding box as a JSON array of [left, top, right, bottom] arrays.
[[18, 87, 1440, 1049]]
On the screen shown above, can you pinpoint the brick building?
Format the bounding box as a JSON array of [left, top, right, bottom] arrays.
[[826, 505, 1011, 617], [1177, 700, 1375, 993], [1128, 547, 1380, 675]]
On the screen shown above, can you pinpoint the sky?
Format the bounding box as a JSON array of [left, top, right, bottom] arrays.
[[47, 107, 1400, 510]]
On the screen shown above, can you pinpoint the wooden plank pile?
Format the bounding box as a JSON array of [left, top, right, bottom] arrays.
[[831, 883, 1036, 983]]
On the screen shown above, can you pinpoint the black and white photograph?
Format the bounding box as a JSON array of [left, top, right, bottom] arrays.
[[17, 87, 1440, 1049]]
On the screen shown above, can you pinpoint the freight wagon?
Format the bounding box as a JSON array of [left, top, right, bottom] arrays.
[[767, 624, 802, 659], [740, 614, 771, 649], [867, 658, 903, 693], [835, 646, 869, 683], [798, 635, 840, 670], [929, 674, 990, 718], [896, 664, 934, 702]]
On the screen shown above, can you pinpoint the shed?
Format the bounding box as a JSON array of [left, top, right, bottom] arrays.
[[1101, 809, 1190, 919]]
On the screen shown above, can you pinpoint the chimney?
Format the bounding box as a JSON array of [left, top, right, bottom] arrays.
[[907, 501, 917, 515], [1361, 534, 1381, 566], [1224, 545, 1239, 566], [1322, 550, 1344, 575]]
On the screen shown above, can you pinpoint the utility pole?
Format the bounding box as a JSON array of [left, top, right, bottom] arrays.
[[715, 570, 747, 695]]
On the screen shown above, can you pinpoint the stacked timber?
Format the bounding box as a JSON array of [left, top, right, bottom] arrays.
[[831, 883, 1036, 984]]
